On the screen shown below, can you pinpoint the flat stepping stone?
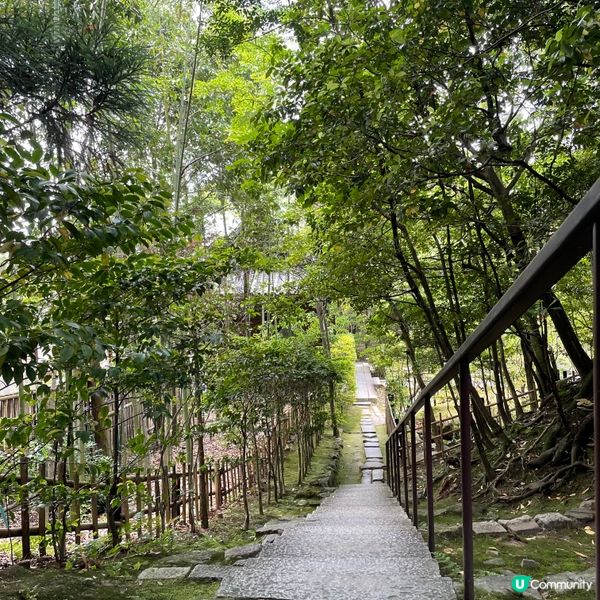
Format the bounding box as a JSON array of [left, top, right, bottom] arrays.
[[472, 521, 506, 536], [255, 519, 295, 536], [189, 564, 232, 581], [565, 509, 595, 523], [372, 469, 384, 482], [361, 461, 384, 470], [498, 515, 541, 536], [534, 512, 574, 530], [138, 567, 190, 580], [157, 549, 219, 566], [224, 543, 262, 562], [361, 425, 376, 434], [364, 447, 382, 459]]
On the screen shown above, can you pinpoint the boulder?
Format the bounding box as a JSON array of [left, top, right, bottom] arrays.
[[580, 499, 595, 512], [483, 557, 505, 567], [521, 558, 539, 569]]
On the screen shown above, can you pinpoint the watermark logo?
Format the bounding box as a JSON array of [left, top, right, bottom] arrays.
[[511, 574, 593, 594], [512, 575, 532, 593]]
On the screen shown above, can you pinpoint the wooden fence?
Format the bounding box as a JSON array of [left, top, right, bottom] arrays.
[[0, 417, 293, 558]]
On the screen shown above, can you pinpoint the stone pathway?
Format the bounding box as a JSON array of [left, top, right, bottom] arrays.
[[216, 484, 456, 600], [214, 363, 454, 599], [354, 361, 378, 406], [360, 409, 384, 484]]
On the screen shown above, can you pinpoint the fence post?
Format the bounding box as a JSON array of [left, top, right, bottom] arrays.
[[593, 221, 600, 600], [410, 412, 418, 529], [460, 361, 474, 600], [38, 463, 47, 556], [214, 461, 222, 511], [401, 425, 409, 513], [386, 440, 392, 492], [20, 456, 31, 560], [424, 395, 435, 553], [394, 432, 401, 504], [135, 470, 143, 538]]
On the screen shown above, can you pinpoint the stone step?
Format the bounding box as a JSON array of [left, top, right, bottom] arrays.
[[232, 556, 442, 576], [217, 567, 456, 600]]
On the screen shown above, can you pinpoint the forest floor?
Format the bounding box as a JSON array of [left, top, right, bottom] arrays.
[[427, 451, 595, 598], [0, 431, 341, 600]]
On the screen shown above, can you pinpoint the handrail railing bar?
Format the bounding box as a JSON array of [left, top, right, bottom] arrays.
[[390, 177, 600, 434]]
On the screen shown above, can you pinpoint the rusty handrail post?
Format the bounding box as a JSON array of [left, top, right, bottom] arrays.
[[392, 433, 399, 500], [410, 412, 418, 528], [385, 439, 396, 496], [395, 432, 402, 503], [401, 424, 409, 513], [424, 395, 435, 553], [460, 361, 474, 600], [593, 221, 600, 600]]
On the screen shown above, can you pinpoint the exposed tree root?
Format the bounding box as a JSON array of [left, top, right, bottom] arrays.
[[498, 461, 592, 502]]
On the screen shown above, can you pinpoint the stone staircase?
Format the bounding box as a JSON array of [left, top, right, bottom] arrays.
[[216, 484, 456, 600]]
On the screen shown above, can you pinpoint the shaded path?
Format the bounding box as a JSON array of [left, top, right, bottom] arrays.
[[216, 361, 455, 599], [217, 485, 455, 599], [355, 361, 379, 404]]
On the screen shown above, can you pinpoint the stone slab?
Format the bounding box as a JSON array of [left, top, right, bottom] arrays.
[[138, 567, 190, 580], [224, 543, 262, 562], [534, 512, 574, 530], [189, 564, 232, 581], [361, 461, 384, 470], [372, 469, 384, 482], [364, 447, 383, 459], [498, 515, 541, 536], [255, 519, 295, 536], [565, 509, 595, 523], [472, 521, 506, 536]]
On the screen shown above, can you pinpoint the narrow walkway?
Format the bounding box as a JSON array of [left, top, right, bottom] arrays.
[[354, 361, 378, 405], [217, 362, 455, 599], [217, 485, 455, 599]]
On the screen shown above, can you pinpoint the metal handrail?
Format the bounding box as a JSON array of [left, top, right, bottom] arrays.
[[385, 175, 600, 600]]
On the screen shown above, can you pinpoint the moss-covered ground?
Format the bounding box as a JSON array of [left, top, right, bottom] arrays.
[[337, 405, 363, 484], [416, 466, 596, 598]]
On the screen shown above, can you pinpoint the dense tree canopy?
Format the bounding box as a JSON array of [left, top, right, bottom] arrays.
[[0, 0, 599, 565]]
